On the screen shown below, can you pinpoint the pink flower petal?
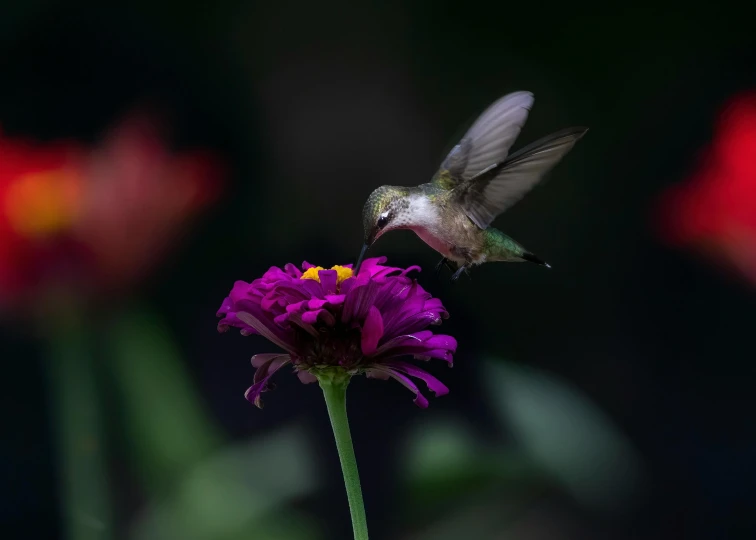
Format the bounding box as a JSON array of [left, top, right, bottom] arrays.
[[235, 300, 298, 353], [297, 370, 318, 384], [361, 305, 384, 356], [318, 269, 338, 294], [370, 366, 429, 408], [245, 355, 291, 408], [382, 360, 449, 397]]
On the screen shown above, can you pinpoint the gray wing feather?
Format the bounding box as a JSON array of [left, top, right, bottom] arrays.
[[459, 91, 534, 179], [439, 91, 534, 181], [462, 127, 588, 229], [439, 137, 472, 178]]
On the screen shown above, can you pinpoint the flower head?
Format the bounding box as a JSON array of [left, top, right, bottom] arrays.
[[217, 257, 457, 408], [657, 92, 756, 285], [0, 112, 223, 312]]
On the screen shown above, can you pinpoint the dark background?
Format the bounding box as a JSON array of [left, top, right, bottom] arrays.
[[2, 2, 756, 539]]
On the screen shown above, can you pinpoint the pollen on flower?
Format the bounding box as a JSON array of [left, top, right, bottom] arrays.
[[331, 265, 353, 283], [300, 266, 325, 281], [300, 265, 353, 284]]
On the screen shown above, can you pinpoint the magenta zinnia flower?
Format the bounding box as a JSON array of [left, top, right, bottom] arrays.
[[217, 257, 456, 408]]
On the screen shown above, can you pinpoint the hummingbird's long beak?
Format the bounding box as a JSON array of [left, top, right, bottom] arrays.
[[355, 243, 369, 275]]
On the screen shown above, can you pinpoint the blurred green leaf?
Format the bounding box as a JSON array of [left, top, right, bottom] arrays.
[[130, 424, 321, 540], [483, 358, 645, 513], [402, 417, 546, 520], [404, 418, 478, 479], [402, 496, 526, 540], [106, 307, 223, 492], [399, 357, 646, 538], [107, 306, 322, 539], [48, 308, 114, 540]]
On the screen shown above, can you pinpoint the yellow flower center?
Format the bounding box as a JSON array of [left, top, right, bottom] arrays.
[[300, 265, 353, 284], [300, 266, 324, 280]]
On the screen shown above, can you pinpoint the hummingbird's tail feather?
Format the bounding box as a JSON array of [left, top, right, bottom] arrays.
[[521, 251, 551, 268], [482, 229, 550, 267]]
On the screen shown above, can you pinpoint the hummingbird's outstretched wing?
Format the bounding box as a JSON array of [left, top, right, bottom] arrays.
[[456, 127, 588, 229], [434, 91, 534, 189]]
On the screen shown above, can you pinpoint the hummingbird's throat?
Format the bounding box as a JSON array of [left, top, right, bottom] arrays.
[[300, 265, 353, 285]]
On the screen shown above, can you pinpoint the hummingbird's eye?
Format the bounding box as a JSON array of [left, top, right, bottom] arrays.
[[377, 213, 390, 229]]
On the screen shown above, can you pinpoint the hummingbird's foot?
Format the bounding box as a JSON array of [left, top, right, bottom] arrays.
[[450, 265, 470, 282], [434, 258, 445, 276], [434, 257, 453, 277]]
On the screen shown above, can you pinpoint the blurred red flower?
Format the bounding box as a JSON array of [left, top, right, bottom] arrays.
[[0, 112, 224, 311], [657, 92, 756, 284]]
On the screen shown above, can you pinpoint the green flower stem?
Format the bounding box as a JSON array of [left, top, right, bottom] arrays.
[[319, 375, 369, 540], [48, 311, 113, 540]]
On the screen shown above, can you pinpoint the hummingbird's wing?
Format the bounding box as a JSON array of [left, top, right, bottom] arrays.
[[434, 91, 534, 189], [456, 127, 588, 229]]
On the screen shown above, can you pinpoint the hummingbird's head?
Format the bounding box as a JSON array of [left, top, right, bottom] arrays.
[[356, 185, 409, 272]]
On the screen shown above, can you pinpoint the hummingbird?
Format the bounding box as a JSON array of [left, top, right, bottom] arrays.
[[356, 91, 587, 280]]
